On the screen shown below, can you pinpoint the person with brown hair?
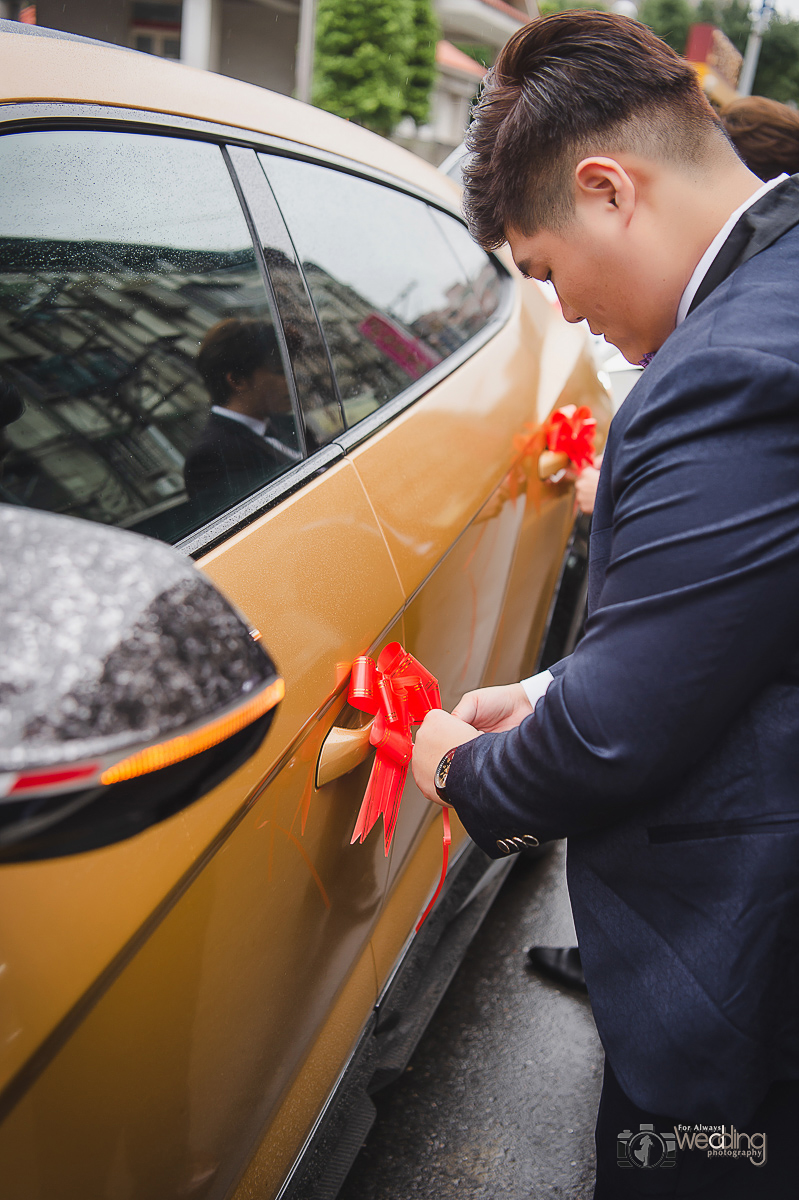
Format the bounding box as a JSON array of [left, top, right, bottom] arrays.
[[722, 94, 799, 181], [412, 11, 799, 1197], [184, 318, 302, 506]]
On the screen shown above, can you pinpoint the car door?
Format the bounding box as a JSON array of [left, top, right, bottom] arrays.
[[259, 153, 610, 983], [0, 124, 402, 1200]]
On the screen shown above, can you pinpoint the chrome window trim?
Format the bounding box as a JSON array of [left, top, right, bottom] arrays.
[[0, 101, 515, 550]]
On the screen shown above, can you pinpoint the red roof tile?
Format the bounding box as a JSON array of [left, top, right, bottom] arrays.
[[436, 39, 487, 79]]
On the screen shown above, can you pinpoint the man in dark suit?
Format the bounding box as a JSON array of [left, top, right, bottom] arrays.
[[184, 318, 302, 510], [412, 12, 799, 1197]]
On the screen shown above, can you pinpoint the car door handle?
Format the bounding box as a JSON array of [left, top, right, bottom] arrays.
[[316, 720, 375, 788], [538, 450, 570, 480]]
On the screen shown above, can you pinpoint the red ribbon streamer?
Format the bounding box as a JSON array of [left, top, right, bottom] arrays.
[[545, 403, 596, 472], [415, 807, 451, 933], [348, 642, 448, 928]]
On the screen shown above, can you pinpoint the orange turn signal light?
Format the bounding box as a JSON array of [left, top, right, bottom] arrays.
[[100, 677, 284, 786]]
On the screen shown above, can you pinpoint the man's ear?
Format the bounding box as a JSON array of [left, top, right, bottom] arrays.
[[574, 157, 636, 226], [225, 368, 244, 394]]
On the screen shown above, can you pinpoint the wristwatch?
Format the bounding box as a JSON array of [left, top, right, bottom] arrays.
[[434, 747, 458, 802]]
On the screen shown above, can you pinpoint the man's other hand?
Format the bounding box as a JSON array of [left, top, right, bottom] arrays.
[[412, 709, 481, 805], [452, 682, 533, 733], [574, 464, 600, 515]]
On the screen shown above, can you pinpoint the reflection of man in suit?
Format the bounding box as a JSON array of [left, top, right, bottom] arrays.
[[412, 11, 799, 1199], [184, 318, 302, 506]]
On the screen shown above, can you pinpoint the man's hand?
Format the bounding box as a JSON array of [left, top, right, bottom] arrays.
[[452, 682, 533, 733], [411, 709, 481, 806], [574, 464, 600, 515]]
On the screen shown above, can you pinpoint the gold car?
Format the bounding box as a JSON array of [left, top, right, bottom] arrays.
[[0, 20, 610, 1200]]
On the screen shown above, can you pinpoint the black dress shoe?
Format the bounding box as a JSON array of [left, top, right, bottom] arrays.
[[526, 946, 587, 993]]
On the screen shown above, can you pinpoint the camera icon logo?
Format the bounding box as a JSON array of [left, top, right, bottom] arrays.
[[617, 1123, 677, 1169]]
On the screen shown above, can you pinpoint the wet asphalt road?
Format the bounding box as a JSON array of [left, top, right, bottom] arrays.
[[339, 842, 604, 1200]]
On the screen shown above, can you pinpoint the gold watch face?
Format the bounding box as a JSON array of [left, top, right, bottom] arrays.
[[436, 749, 455, 790]]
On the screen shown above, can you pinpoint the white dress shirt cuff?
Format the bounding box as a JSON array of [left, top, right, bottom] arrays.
[[520, 669, 555, 708]]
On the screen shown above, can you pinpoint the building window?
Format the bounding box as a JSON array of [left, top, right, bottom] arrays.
[[130, 2, 181, 59]]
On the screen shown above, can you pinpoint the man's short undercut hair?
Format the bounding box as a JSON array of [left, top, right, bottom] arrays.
[[464, 11, 727, 249]]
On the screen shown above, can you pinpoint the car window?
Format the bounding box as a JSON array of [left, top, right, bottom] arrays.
[[261, 156, 496, 428], [430, 208, 504, 323], [0, 130, 303, 544], [227, 145, 345, 451]]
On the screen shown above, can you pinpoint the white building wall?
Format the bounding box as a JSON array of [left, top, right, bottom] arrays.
[[435, 0, 524, 50], [36, 0, 134, 45], [181, 0, 222, 69], [33, 0, 297, 97], [219, 0, 297, 96]]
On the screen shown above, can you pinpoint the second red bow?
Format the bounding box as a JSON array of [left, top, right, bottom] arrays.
[[546, 404, 596, 472]]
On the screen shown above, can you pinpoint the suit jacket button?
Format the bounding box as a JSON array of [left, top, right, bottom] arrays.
[[522, 834, 539, 847], [496, 839, 511, 854]]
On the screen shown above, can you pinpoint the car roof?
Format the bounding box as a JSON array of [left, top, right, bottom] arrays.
[[0, 20, 461, 209]]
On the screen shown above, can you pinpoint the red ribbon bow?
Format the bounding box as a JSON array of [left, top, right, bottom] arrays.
[[348, 642, 450, 930], [349, 642, 441, 852], [545, 404, 596, 472]]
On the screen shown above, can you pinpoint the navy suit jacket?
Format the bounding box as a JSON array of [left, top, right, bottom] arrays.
[[447, 177, 799, 1124], [184, 410, 299, 506]]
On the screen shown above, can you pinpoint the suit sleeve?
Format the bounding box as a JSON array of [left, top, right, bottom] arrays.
[[447, 346, 799, 853]]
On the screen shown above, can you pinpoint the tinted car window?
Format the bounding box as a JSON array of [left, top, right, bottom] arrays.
[[430, 208, 504, 322], [0, 131, 302, 544], [227, 144, 345, 450], [262, 156, 496, 427]]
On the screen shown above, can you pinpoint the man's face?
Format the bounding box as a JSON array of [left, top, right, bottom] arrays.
[[507, 212, 678, 364], [246, 365, 292, 419], [227, 364, 292, 420]]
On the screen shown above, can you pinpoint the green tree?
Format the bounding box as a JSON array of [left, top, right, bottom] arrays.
[[402, 0, 440, 126], [696, 0, 750, 47], [638, 0, 692, 53], [750, 16, 799, 103], [312, 0, 415, 135], [719, 0, 754, 50]]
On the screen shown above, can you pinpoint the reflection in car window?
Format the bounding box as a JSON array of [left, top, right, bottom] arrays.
[[430, 208, 503, 322], [0, 131, 302, 544], [261, 156, 499, 427], [226, 144, 345, 450]]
